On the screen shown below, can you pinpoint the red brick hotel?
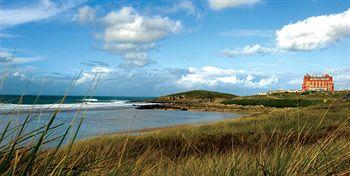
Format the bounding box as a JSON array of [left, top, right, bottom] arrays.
[[302, 74, 334, 93]]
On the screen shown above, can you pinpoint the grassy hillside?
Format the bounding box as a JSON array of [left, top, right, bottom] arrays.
[[155, 90, 237, 101], [223, 91, 349, 108]]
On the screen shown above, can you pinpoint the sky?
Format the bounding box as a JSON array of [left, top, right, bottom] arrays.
[[0, 0, 349, 96]]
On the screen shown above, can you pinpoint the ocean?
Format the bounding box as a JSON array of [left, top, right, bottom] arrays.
[[0, 95, 153, 113], [0, 95, 243, 146]]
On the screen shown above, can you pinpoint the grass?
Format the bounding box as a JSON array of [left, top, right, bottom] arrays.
[[250, 90, 350, 99], [156, 90, 237, 101], [0, 70, 102, 175], [0, 88, 349, 175], [222, 98, 324, 107], [222, 91, 350, 108]]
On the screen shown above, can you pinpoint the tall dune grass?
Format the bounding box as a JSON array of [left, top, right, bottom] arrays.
[[0, 68, 102, 175]]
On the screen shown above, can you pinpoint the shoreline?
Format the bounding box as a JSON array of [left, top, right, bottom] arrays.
[[48, 110, 253, 150], [73, 102, 273, 142], [138, 100, 275, 114], [80, 112, 255, 140]]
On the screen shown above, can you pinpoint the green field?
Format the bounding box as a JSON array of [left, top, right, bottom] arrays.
[[1, 91, 350, 175]]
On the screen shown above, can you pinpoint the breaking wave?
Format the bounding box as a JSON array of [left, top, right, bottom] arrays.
[[0, 100, 156, 113]]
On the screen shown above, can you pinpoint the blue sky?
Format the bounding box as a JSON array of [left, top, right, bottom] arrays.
[[0, 0, 349, 96]]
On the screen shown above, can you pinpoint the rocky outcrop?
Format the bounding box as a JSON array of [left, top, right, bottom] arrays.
[[141, 100, 271, 114], [136, 104, 188, 111], [143, 90, 271, 113]]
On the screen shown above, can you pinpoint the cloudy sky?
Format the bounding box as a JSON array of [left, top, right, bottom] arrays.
[[0, 0, 349, 96]]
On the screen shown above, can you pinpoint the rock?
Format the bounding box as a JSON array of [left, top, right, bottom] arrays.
[[136, 104, 188, 111], [136, 104, 167, 109]]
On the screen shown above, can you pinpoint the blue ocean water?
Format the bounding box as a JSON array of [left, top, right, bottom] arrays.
[[0, 95, 153, 113], [0, 95, 152, 105]]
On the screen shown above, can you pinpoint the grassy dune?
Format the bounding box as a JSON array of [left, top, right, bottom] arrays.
[[1, 92, 350, 175], [155, 90, 237, 102]]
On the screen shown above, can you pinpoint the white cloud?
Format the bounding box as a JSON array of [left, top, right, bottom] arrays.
[[221, 44, 279, 57], [0, 51, 12, 63], [91, 66, 113, 74], [177, 66, 243, 87], [102, 43, 156, 53], [76, 72, 94, 85], [76, 66, 114, 85], [327, 68, 350, 90], [102, 42, 154, 67], [244, 75, 278, 88], [177, 66, 277, 88], [220, 8, 350, 57], [0, 0, 83, 29], [81, 6, 182, 68], [276, 8, 350, 51], [77, 6, 96, 24], [13, 72, 28, 80], [334, 74, 350, 89], [287, 79, 302, 85], [208, 0, 261, 10], [102, 7, 181, 43]]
